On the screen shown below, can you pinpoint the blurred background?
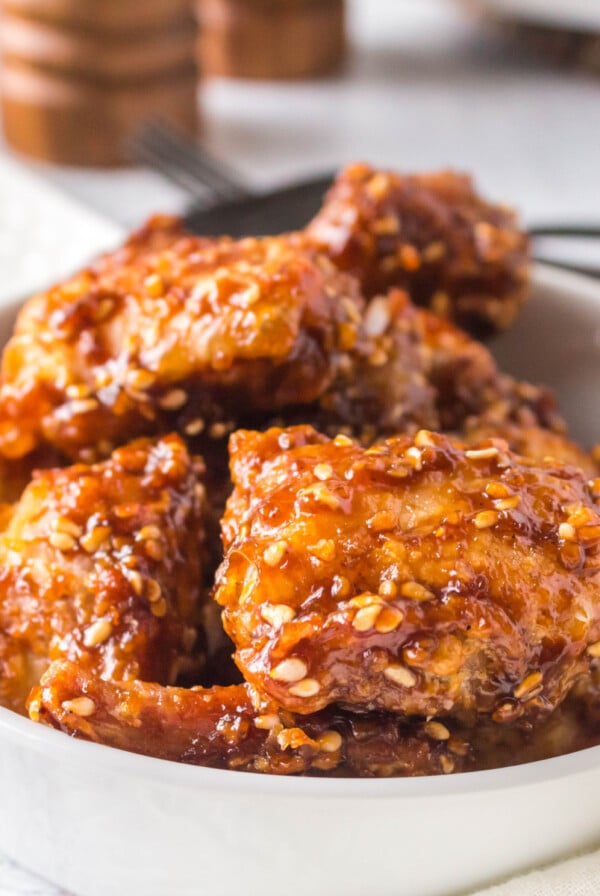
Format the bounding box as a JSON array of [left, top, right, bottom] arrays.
[[0, 0, 599, 296]]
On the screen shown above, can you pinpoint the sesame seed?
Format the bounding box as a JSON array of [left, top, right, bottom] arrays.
[[53, 517, 83, 539], [184, 418, 205, 436], [158, 389, 188, 411], [145, 539, 164, 561], [414, 430, 435, 448], [126, 570, 144, 596], [298, 484, 341, 511], [425, 721, 450, 741], [465, 447, 499, 461], [209, 422, 230, 439], [62, 697, 95, 717], [138, 525, 162, 542], [318, 731, 343, 753], [367, 510, 396, 532], [146, 579, 162, 603], [558, 523, 577, 542], [364, 297, 391, 338], [372, 216, 399, 236], [66, 384, 91, 400], [150, 597, 168, 618], [400, 581, 435, 601], [80, 525, 110, 554], [271, 658, 308, 683], [308, 539, 336, 562], [378, 580, 398, 598], [375, 607, 404, 633], [485, 482, 511, 499], [314, 463, 334, 481], [349, 593, 382, 608], [352, 604, 382, 631], [288, 678, 321, 698], [384, 665, 416, 688], [254, 714, 281, 731], [367, 173, 391, 200], [144, 273, 165, 297], [333, 434, 354, 447], [331, 575, 351, 597], [440, 755, 455, 774], [341, 297, 362, 324], [514, 671, 543, 700], [69, 398, 99, 415], [83, 619, 113, 647], [49, 532, 77, 552], [260, 604, 296, 628], [406, 446, 423, 470], [473, 510, 498, 529], [494, 495, 521, 511], [587, 641, 600, 658], [263, 541, 288, 567], [422, 241, 446, 263]]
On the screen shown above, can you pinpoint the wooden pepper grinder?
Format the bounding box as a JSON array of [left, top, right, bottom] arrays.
[[0, 0, 200, 166], [196, 0, 346, 80]]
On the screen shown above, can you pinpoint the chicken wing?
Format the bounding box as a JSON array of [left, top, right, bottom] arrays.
[[0, 434, 206, 713], [306, 163, 530, 335], [216, 425, 600, 722]]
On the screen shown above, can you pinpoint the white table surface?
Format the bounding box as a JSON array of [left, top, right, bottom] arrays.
[[0, 1, 599, 893]]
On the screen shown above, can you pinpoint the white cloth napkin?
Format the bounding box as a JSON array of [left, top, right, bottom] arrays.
[[472, 848, 600, 896], [2, 847, 600, 896]]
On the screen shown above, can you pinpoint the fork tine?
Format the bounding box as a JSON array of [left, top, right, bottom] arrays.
[[132, 122, 250, 203], [131, 133, 217, 204]]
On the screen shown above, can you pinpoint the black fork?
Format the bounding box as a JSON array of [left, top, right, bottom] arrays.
[[130, 121, 600, 277]]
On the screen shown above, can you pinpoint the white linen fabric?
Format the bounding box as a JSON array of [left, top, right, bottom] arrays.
[[472, 849, 600, 896]]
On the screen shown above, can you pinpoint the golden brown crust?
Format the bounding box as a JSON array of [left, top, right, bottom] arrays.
[[217, 425, 600, 721], [0, 220, 368, 461], [33, 659, 600, 777], [306, 163, 530, 335], [31, 659, 471, 776], [0, 434, 206, 713]]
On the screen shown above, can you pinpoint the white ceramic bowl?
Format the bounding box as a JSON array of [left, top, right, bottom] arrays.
[[0, 264, 600, 896]]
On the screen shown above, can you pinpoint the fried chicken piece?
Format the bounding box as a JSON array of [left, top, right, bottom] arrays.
[[0, 222, 370, 462], [33, 659, 600, 777], [0, 434, 206, 713], [31, 659, 471, 776], [306, 163, 530, 335], [463, 422, 598, 477], [217, 425, 600, 722]]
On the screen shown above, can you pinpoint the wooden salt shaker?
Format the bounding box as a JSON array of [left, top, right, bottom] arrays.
[[196, 0, 346, 80], [0, 0, 200, 166]]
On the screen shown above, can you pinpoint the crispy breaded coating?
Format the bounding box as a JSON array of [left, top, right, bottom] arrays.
[[0, 222, 369, 461], [463, 422, 598, 476], [306, 163, 530, 335], [33, 659, 600, 777], [31, 659, 471, 776], [217, 425, 600, 721], [0, 434, 205, 713]]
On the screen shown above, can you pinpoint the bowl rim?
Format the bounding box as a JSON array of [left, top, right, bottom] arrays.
[[1, 262, 600, 801]]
